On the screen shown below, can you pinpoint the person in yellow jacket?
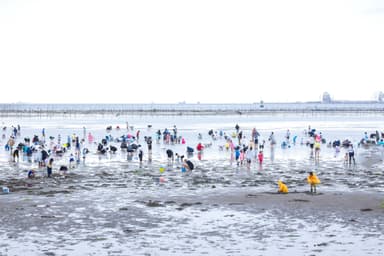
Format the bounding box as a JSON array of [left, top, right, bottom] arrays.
[[278, 180, 288, 194], [307, 171, 320, 193]]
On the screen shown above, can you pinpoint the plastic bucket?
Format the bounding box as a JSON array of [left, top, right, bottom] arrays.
[[2, 187, 10, 194]]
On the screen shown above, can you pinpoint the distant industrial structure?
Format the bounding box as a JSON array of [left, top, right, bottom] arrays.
[[322, 91, 384, 103], [378, 91, 384, 102], [322, 92, 332, 103]]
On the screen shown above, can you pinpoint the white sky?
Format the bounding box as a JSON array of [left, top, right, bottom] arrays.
[[0, 0, 383, 104]]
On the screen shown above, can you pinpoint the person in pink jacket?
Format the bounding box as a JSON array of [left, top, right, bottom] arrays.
[[258, 151, 264, 165]]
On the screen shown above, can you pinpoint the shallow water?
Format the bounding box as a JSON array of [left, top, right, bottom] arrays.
[[1, 113, 384, 255]]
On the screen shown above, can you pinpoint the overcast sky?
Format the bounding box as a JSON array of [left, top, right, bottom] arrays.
[[1, 0, 383, 104]]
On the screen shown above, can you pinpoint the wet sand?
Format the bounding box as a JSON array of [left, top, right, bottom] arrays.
[[1, 184, 383, 255], [2, 152, 384, 256], [145, 190, 384, 215]]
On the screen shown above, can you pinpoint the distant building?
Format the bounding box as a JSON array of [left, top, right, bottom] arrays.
[[322, 92, 332, 103]]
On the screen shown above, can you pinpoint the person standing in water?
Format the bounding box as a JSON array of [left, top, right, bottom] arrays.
[[378, 139, 384, 160], [285, 129, 291, 144], [146, 136, 152, 162], [83, 127, 86, 141], [253, 128, 260, 149], [314, 139, 321, 163], [138, 147, 143, 166], [308, 135, 315, 157], [47, 158, 54, 178], [166, 149, 174, 165], [258, 151, 264, 165], [88, 132, 94, 144], [237, 130, 243, 145], [245, 147, 253, 170], [235, 124, 240, 134], [348, 144, 356, 165], [7, 136, 15, 155], [12, 148, 19, 162], [268, 132, 276, 147], [235, 146, 241, 166], [307, 171, 320, 194]]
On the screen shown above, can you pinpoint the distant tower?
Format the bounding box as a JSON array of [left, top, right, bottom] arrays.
[[322, 92, 332, 103], [378, 91, 384, 102]]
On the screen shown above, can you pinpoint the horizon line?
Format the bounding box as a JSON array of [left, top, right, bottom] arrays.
[[1, 100, 383, 105]]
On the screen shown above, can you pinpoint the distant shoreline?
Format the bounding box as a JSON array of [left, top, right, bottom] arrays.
[[1, 102, 384, 117]]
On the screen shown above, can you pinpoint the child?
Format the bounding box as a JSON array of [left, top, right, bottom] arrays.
[[245, 147, 253, 170], [259, 140, 265, 151], [307, 171, 320, 194], [258, 151, 264, 165], [235, 147, 241, 166], [278, 180, 288, 193], [225, 141, 230, 151], [28, 169, 36, 179], [175, 153, 181, 163], [59, 165, 68, 175], [239, 149, 245, 166], [69, 153, 76, 168]]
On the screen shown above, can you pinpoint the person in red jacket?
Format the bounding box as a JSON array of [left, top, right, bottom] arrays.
[[196, 142, 204, 152]]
